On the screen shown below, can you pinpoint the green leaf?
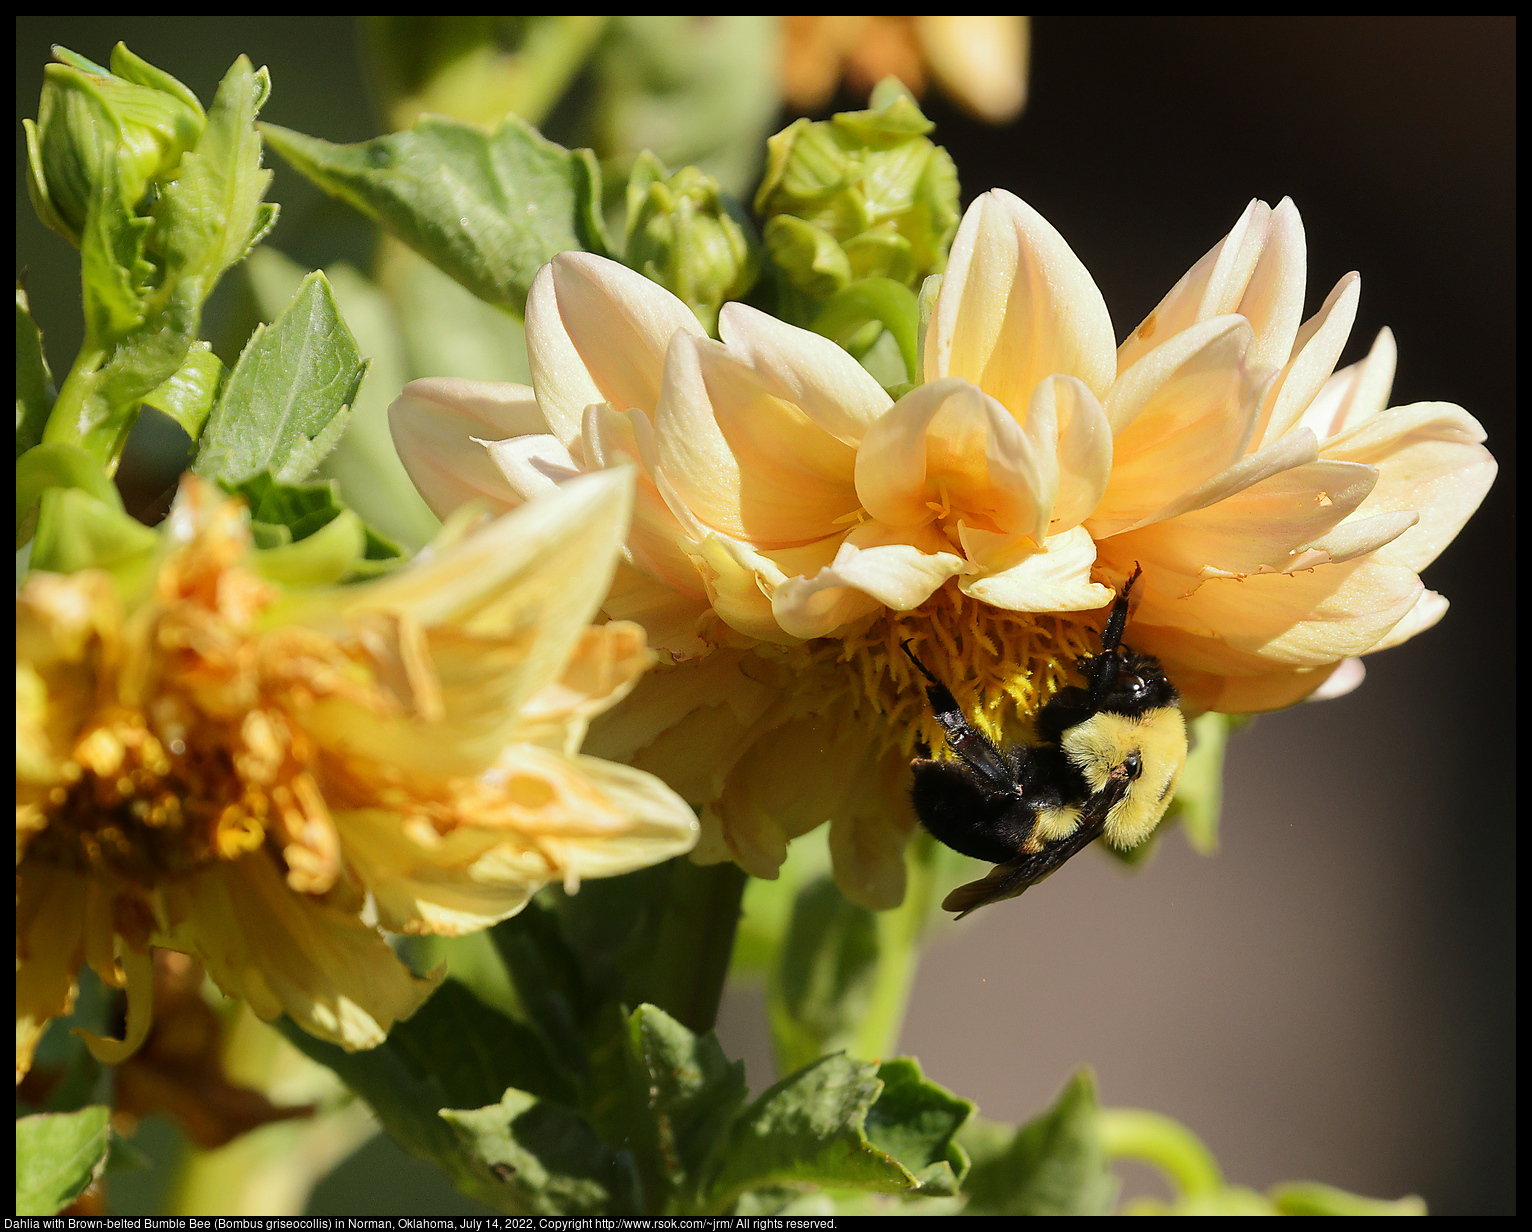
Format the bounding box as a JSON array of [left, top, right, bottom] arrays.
[[768, 875, 880, 1076], [15, 1105, 111, 1216], [261, 114, 610, 314], [279, 978, 580, 1213], [962, 1069, 1118, 1215], [1171, 710, 1235, 855], [219, 471, 399, 586], [863, 1058, 972, 1196], [138, 340, 224, 441], [16, 440, 121, 544], [702, 1054, 915, 1212], [194, 271, 367, 485], [16, 286, 56, 459], [441, 1089, 642, 1217], [585, 1004, 749, 1214]]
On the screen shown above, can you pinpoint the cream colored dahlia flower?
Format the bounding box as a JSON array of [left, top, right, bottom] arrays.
[[15, 469, 697, 1081], [390, 191, 1494, 909]]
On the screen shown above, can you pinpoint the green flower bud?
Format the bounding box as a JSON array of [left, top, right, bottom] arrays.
[[24, 44, 205, 247], [754, 79, 959, 307], [624, 152, 761, 333]]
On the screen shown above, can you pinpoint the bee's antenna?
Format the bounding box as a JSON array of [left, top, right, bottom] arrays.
[[901, 640, 944, 689]]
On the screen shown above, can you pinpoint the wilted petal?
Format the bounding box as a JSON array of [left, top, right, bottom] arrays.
[[1254, 272, 1361, 448], [1297, 327, 1397, 441], [525, 253, 704, 446], [168, 855, 440, 1051], [1319, 401, 1497, 573], [856, 377, 1051, 540], [717, 302, 894, 446], [958, 524, 1113, 612], [928, 189, 1116, 407], [389, 378, 545, 519]]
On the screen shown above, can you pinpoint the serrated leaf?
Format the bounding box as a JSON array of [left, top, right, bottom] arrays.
[[16, 286, 56, 458], [262, 114, 610, 315], [15, 1105, 111, 1216], [585, 1004, 749, 1214], [139, 340, 224, 440], [962, 1069, 1118, 1216], [279, 978, 579, 1213], [704, 1054, 914, 1211], [194, 271, 367, 485], [863, 1058, 972, 1197], [442, 1089, 642, 1217]]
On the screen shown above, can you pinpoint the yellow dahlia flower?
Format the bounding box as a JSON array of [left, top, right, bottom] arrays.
[[389, 192, 1494, 909], [15, 469, 698, 1081]]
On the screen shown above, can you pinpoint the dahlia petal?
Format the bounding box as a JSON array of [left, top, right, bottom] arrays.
[[1046, 375, 1114, 532], [690, 535, 801, 646], [74, 947, 155, 1065], [856, 377, 1049, 539], [388, 378, 544, 519], [484, 434, 584, 502], [1236, 196, 1308, 374], [826, 751, 922, 911], [515, 622, 653, 754], [1287, 510, 1419, 571], [1117, 199, 1271, 371], [717, 301, 894, 446], [1298, 327, 1397, 441], [526, 253, 703, 446], [602, 563, 711, 658], [1320, 401, 1498, 573], [1306, 656, 1366, 702], [549, 754, 700, 879], [16, 864, 92, 1081], [1368, 588, 1449, 652], [1092, 317, 1270, 535], [957, 524, 1114, 612], [1256, 272, 1361, 447], [929, 189, 1116, 408]]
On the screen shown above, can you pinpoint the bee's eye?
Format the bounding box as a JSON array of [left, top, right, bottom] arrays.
[[1122, 749, 1143, 779]]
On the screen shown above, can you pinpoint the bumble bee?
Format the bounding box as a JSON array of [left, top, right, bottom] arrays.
[[904, 565, 1187, 917]]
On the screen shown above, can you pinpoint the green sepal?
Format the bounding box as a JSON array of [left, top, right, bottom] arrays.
[[138, 340, 225, 441], [28, 486, 158, 578], [763, 215, 852, 302], [862, 1058, 972, 1196], [16, 286, 57, 459], [224, 472, 404, 586], [15, 1105, 112, 1216], [810, 278, 921, 389], [16, 439, 123, 547], [194, 271, 367, 486], [261, 114, 612, 315], [961, 1069, 1119, 1215]]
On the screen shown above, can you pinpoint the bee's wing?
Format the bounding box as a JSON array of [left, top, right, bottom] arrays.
[[941, 761, 1134, 918]]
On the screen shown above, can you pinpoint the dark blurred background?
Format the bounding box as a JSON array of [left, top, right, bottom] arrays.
[[17, 16, 1514, 1216]]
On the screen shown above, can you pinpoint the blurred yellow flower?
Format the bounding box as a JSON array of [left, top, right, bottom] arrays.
[[15, 469, 698, 1081], [390, 193, 1493, 909], [781, 15, 1029, 124]]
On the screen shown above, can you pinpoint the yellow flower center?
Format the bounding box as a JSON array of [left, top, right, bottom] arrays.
[[760, 580, 1104, 758]]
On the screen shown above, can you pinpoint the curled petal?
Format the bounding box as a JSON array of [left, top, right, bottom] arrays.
[[689, 536, 803, 646], [515, 621, 653, 754], [717, 302, 893, 446], [958, 524, 1114, 612], [1094, 317, 1269, 535], [655, 334, 859, 547], [1254, 272, 1361, 448], [526, 253, 704, 446], [74, 947, 155, 1065], [1320, 401, 1497, 574], [1307, 656, 1366, 702], [1368, 588, 1449, 652], [1286, 510, 1419, 571], [928, 189, 1116, 407], [485, 434, 584, 503], [856, 377, 1051, 540], [388, 378, 544, 519], [771, 521, 967, 639], [1046, 375, 1113, 531], [1298, 327, 1397, 442]]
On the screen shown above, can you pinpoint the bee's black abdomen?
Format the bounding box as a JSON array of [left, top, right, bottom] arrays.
[[910, 759, 1036, 864]]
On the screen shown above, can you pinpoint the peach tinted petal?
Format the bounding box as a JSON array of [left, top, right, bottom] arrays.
[[1254, 272, 1360, 448], [717, 301, 894, 446], [525, 253, 704, 445], [928, 190, 1116, 407], [1046, 375, 1113, 531], [485, 434, 584, 503], [1320, 401, 1497, 574], [958, 524, 1113, 612], [1298, 327, 1397, 442], [389, 378, 546, 519], [1368, 588, 1449, 652]]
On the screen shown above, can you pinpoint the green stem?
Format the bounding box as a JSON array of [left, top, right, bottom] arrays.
[[1097, 1107, 1223, 1200], [852, 830, 939, 1061]]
